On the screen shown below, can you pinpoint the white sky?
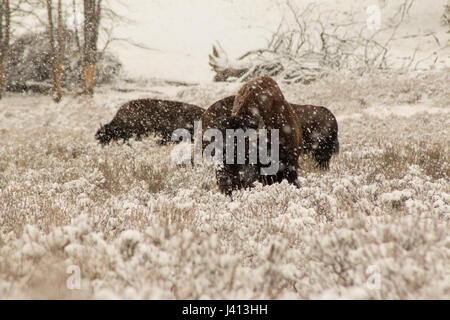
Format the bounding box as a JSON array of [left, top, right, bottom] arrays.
[[109, 0, 286, 83]]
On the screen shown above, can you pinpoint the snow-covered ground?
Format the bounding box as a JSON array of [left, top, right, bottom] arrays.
[[0, 71, 448, 299]]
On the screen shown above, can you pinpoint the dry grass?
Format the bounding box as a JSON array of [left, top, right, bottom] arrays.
[[0, 71, 449, 299]]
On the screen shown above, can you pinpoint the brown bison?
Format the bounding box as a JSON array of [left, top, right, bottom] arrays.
[[211, 76, 302, 194], [202, 95, 235, 129], [203, 96, 339, 169], [95, 98, 204, 145], [207, 116, 260, 195], [200, 95, 235, 152], [291, 104, 339, 169]]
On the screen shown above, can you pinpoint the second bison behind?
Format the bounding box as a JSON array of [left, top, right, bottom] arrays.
[[95, 99, 204, 145]]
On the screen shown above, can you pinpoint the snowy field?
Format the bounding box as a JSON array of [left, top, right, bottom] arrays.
[[0, 71, 449, 299], [0, 0, 449, 300]]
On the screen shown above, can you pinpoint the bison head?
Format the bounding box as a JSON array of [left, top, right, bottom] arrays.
[[208, 116, 260, 195], [95, 123, 113, 145]]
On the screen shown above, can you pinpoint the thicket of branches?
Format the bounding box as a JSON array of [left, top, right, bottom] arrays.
[[210, 0, 439, 83], [0, 0, 148, 101], [4, 30, 121, 94], [442, 3, 450, 31]]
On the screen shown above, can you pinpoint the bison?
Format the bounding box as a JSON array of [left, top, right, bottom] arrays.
[[203, 96, 339, 169], [291, 104, 339, 169], [95, 98, 204, 145], [200, 95, 235, 152], [202, 95, 235, 129], [207, 116, 259, 196], [210, 76, 302, 194]]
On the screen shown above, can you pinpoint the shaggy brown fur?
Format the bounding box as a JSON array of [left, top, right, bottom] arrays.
[[291, 104, 339, 169], [211, 76, 302, 194], [202, 95, 235, 129], [201, 96, 235, 151], [208, 116, 259, 196], [95, 99, 204, 145], [203, 96, 339, 169]]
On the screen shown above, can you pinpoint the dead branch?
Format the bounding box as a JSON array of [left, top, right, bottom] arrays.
[[209, 0, 433, 83]]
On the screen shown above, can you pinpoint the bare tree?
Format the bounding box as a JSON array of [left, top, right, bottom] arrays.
[[82, 0, 101, 95], [56, 0, 64, 100], [46, 0, 64, 102], [81, 0, 151, 95], [0, 0, 10, 99]]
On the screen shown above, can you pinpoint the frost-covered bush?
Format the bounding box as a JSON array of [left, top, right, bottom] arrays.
[[5, 30, 122, 92]]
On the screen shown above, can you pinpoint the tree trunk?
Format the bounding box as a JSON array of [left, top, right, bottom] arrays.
[[82, 63, 95, 95], [55, 0, 64, 102], [0, 0, 9, 100], [3, 0, 8, 49], [46, 0, 57, 100], [0, 3, 3, 100], [0, 65, 3, 99], [46, 0, 65, 102], [82, 0, 101, 95]]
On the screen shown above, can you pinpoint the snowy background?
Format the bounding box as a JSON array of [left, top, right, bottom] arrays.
[[108, 0, 449, 82]]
